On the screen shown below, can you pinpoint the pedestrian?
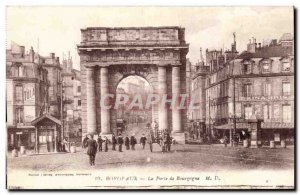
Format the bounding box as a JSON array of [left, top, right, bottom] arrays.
[[104, 136, 108, 152], [165, 133, 172, 152], [112, 134, 117, 151], [140, 134, 147, 149], [125, 135, 130, 150], [224, 135, 228, 147], [86, 134, 97, 166], [148, 135, 153, 152], [82, 135, 89, 153], [97, 136, 103, 152], [117, 134, 124, 152], [56, 137, 61, 152], [130, 134, 137, 150]]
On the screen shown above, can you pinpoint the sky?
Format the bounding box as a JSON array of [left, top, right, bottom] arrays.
[[6, 6, 294, 70]]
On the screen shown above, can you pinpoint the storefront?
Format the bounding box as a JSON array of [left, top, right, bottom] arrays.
[[213, 118, 262, 147], [31, 114, 61, 153], [7, 126, 36, 150], [261, 122, 294, 145]]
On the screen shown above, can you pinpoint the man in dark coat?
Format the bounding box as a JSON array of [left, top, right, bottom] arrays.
[[165, 133, 172, 152], [82, 135, 89, 153], [140, 134, 147, 149], [104, 136, 109, 152], [112, 135, 117, 151], [148, 135, 153, 152], [97, 136, 103, 152], [125, 135, 130, 150], [130, 134, 137, 150], [117, 134, 124, 152], [86, 134, 97, 166]]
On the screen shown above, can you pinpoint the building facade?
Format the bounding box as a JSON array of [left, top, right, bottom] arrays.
[[61, 54, 82, 138], [6, 43, 49, 150], [189, 49, 210, 140], [205, 33, 294, 146]]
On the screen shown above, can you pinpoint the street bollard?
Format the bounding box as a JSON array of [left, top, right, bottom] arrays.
[[11, 149, 18, 157], [20, 146, 26, 155], [70, 146, 76, 153], [243, 139, 248, 148], [281, 140, 286, 148], [270, 141, 275, 149]]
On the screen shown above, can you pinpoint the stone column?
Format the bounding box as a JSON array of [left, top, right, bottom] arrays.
[[172, 66, 185, 144], [158, 66, 168, 130], [100, 67, 111, 136], [172, 66, 182, 133], [86, 66, 97, 135]]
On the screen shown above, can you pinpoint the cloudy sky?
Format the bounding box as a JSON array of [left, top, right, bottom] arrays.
[[6, 6, 294, 70]]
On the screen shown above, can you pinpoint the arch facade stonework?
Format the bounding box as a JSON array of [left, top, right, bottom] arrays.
[[77, 27, 189, 143]]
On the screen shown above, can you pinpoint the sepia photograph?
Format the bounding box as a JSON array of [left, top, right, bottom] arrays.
[[5, 6, 295, 190]]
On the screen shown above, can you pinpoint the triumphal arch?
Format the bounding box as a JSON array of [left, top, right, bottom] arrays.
[[77, 27, 189, 143]]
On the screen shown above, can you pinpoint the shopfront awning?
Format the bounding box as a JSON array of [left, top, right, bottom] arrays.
[[261, 122, 294, 129], [214, 122, 294, 130], [214, 123, 249, 130]]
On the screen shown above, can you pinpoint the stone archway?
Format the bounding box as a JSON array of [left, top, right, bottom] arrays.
[[77, 27, 189, 143], [110, 65, 156, 131]]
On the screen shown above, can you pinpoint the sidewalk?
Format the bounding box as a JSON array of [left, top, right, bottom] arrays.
[[7, 146, 84, 158]]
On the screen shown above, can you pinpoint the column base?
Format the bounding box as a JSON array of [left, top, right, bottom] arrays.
[[172, 132, 186, 144]]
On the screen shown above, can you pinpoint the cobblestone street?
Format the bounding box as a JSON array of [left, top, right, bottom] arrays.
[[7, 143, 294, 172]]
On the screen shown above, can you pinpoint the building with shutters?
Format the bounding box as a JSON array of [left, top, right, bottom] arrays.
[[205, 33, 294, 146]]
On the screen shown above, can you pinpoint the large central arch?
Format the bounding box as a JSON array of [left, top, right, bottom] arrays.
[[77, 27, 189, 143]]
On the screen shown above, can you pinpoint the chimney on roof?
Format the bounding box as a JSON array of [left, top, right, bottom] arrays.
[[50, 53, 55, 58], [258, 43, 261, 49], [247, 37, 256, 53]]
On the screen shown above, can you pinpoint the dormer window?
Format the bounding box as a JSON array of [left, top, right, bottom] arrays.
[[243, 61, 252, 74], [261, 60, 271, 73], [13, 63, 23, 77], [282, 61, 291, 71], [281, 57, 291, 72]]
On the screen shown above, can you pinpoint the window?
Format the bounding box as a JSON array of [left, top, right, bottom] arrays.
[[282, 82, 291, 96], [244, 105, 252, 119], [15, 107, 24, 124], [264, 83, 271, 96], [15, 85, 23, 101], [282, 61, 291, 71], [77, 86, 81, 93], [14, 65, 23, 77], [243, 62, 252, 74], [78, 100, 81, 106], [263, 104, 271, 120], [243, 83, 252, 97], [262, 61, 271, 73], [282, 105, 291, 123]]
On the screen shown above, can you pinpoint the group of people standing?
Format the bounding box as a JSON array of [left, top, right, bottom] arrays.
[[82, 133, 150, 166]]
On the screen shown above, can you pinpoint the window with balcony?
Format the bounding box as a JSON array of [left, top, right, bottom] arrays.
[[264, 83, 271, 96], [15, 107, 24, 124], [263, 104, 271, 120], [282, 82, 291, 96], [15, 85, 23, 102], [282, 104, 291, 123], [243, 83, 252, 97], [244, 105, 252, 119]]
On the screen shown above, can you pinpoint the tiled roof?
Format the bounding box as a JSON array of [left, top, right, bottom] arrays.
[[237, 45, 293, 60]]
